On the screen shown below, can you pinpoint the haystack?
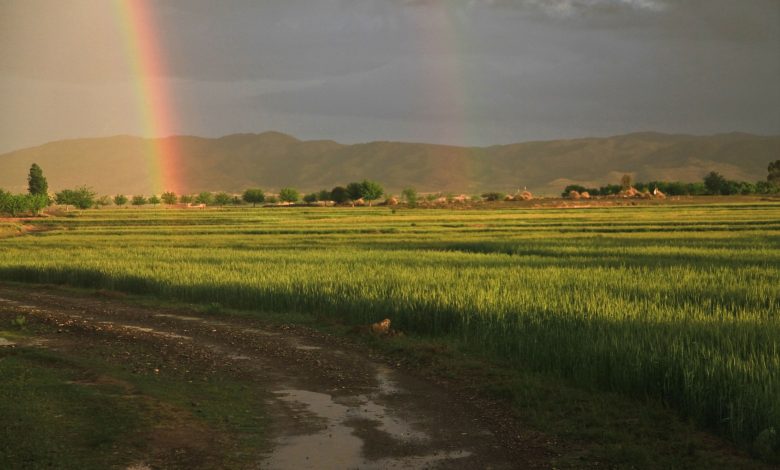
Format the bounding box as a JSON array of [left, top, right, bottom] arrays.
[[580, 191, 591, 199], [385, 197, 399, 206], [452, 194, 469, 203], [620, 186, 639, 198], [569, 190, 581, 199], [520, 190, 533, 201], [435, 196, 448, 204], [653, 188, 666, 199], [353, 198, 366, 206], [504, 194, 515, 201]]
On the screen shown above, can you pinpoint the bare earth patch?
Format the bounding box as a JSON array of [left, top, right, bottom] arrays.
[[0, 284, 546, 469]]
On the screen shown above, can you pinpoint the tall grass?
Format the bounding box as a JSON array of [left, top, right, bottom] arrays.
[[1, 203, 778, 448]]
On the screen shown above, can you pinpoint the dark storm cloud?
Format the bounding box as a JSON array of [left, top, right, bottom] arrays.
[[0, 0, 778, 152]]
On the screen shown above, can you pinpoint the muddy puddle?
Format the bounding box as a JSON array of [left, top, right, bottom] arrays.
[[263, 365, 471, 469]]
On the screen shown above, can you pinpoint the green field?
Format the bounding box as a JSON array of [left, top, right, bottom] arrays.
[[1, 203, 778, 455]]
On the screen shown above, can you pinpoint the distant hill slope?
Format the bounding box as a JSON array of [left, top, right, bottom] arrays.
[[1, 131, 777, 196]]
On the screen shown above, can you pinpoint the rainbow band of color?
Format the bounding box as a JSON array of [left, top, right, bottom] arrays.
[[114, 0, 181, 195]]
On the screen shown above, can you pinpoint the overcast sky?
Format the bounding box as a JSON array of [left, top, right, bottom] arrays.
[[1, 0, 778, 152]]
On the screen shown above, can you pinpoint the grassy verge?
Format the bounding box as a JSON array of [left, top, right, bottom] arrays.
[[0, 322, 267, 469]]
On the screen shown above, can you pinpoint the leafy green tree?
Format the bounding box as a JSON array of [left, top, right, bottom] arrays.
[[28, 193, 49, 215], [279, 187, 299, 203], [131, 195, 147, 206], [195, 192, 213, 205], [161, 191, 178, 205], [179, 194, 194, 204], [27, 163, 48, 196], [401, 188, 418, 207], [755, 180, 780, 194], [704, 171, 727, 195], [598, 184, 622, 196], [330, 186, 349, 204], [360, 180, 384, 206], [113, 194, 128, 206], [317, 189, 331, 201], [95, 195, 112, 208], [55, 186, 96, 210], [214, 192, 232, 206], [1, 193, 28, 216], [768, 160, 780, 184], [481, 192, 506, 201], [303, 193, 318, 203], [346, 182, 363, 201], [148, 195, 161, 206], [242, 188, 265, 207], [0, 192, 48, 216]]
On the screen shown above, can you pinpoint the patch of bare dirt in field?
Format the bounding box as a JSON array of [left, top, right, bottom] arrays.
[[0, 284, 550, 469]]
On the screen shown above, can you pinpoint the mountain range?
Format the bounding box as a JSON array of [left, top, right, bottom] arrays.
[[1, 131, 777, 196]]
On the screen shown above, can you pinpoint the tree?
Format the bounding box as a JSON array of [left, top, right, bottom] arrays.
[[214, 192, 232, 206], [131, 195, 147, 206], [317, 189, 331, 201], [179, 194, 194, 204], [756, 180, 780, 194], [330, 186, 349, 204], [401, 188, 418, 207], [0, 193, 28, 216], [620, 174, 633, 190], [148, 195, 161, 206], [113, 194, 128, 206], [242, 188, 265, 207], [704, 171, 727, 195], [346, 182, 363, 201], [195, 192, 213, 205], [95, 195, 112, 208], [303, 193, 318, 203], [0, 191, 46, 216], [161, 191, 178, 205], [769, 160, 780, 184], [27, 163, 48, 196], [279, 187, 299, 203], [360, 180, 384, 206], [55, 186, 96, 210], [481, 192, 505, 201], [27, 194, 49, 215]]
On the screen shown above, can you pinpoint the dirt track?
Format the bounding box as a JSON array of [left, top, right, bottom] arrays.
[[0, 284, 547, 469]]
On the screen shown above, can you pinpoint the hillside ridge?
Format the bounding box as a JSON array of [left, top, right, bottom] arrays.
[[1, 132, 777, 195]]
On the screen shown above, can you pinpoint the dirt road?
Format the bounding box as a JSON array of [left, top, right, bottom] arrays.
[[0, 284, 545, 469]]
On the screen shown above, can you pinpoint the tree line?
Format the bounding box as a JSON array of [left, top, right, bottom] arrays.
[[4, 161, 779, 216], [563, 164, 780, 197]]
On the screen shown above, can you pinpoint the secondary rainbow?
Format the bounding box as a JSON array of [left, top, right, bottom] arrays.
[[114, 0, 182, 195]]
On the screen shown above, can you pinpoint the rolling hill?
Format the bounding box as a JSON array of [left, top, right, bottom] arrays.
[[0, 131, 777, 196]]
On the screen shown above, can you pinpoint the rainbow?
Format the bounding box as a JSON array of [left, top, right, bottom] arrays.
[[410, 1, 476, 190], [114, 0, 182, 195]]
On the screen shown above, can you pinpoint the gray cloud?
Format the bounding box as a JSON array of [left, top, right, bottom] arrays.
[[0, 0, 778, 152]]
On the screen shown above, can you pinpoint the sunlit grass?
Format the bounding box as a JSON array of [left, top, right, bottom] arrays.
[[1, 203, 778, 449]]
